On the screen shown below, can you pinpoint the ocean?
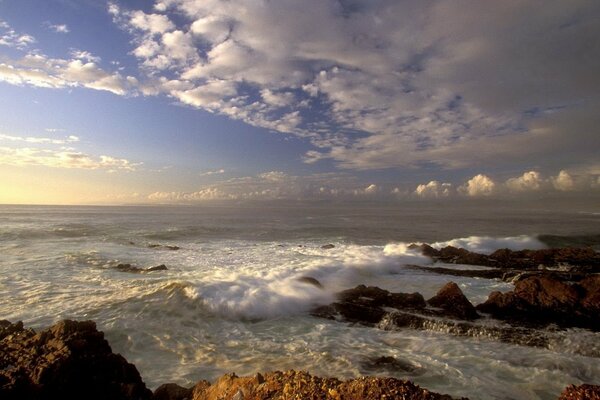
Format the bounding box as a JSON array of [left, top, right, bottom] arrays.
[[1, 201, 599, 399]]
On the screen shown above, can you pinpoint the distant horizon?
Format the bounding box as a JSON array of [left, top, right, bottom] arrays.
[[1, 1, 599, 204]]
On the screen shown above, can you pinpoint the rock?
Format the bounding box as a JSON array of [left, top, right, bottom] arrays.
[[153, 383, 192, 400], [558, 384, 600, 400], [360, 356, 422, 374], [146, 264, 168, 272], [148, 244, 180, 251], [476, 275, 600, 330], [0, 320, 30, 341], [416, 244, 600, 271], [114, 264, 168, 273], [315, 285, 426, 325], [296, 276, 323, 288], [427, 282, 479, 320], [405, 264, 520, 281], [190, 370, 463, 400], [0, 320, 152, 400], [321, 244, 335, 249]]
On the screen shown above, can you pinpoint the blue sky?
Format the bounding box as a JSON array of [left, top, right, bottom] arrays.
[[0, 0, 599, 204]]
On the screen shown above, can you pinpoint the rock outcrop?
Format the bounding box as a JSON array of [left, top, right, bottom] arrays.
[[558, 384, 600, 400], [0, 320, 152, 400], [477, 275, 600, 330], [189, 370, 464, 400], [415, 244, 600, 272], [427, 282, 479, 320]]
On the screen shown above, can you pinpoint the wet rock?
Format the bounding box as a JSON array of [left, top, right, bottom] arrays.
[[114, 264, 168, 273], [190, 370, 463, 400], [321, 244, 336, 249], [0, 320, 151, 400], [360, 356, 422, 374], [0, 320, 30, 341], [405, 264, 520, 281], [415, 244, 600, 271], [558, 383, 600, 400], [153, 383, 193, 400], [296, 276, 323, 288], [315, 285, 426, 325], [146, 264, 168, 272], [427, 282, 479, 320], [476, 275, 600, 330], [148, 244, 180, 251]]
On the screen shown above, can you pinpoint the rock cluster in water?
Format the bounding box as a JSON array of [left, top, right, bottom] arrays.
[[1, 320, 464, 399]]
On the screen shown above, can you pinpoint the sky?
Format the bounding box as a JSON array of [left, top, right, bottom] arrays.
[[0, 0, 599, 205]]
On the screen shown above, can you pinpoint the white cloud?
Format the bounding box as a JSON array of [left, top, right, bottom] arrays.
[[200, 168, 225, 176], [505, 171, 544, 192], [130, 11, 174, 34], [414, 181, 453, 198], [0, 20, 36, 49], [551, 170, 575, 191], [459, 174, 496, 197], [48, 24, 70, 34], [0, 133, 79, 145], [353, 184, 379, 196], [0, 53, 135, 96], [0, 147, 141, 171], [70, 50, 101, 63]]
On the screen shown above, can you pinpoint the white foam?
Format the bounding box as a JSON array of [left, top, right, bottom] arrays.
[[431, 235, 547, 254]]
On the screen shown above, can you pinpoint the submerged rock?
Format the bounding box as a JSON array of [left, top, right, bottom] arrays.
[[360, 356, 423, 375], [114, 263, 168, 273], [153, 383, 193, 400], [296, 276, 323, 288], [476, 275, 600, 330], [321, 244, 336, 249], [0, 320, 151, 400], [148, 244, 180, 250]]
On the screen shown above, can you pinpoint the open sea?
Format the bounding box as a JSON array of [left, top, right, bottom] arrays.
[[1, 201, 599, 399]]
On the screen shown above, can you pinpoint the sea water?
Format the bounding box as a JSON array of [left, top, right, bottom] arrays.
[[1, 201, 599, 399]]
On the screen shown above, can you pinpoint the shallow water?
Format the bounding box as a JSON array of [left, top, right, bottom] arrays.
[[1, 202, 599, 399]]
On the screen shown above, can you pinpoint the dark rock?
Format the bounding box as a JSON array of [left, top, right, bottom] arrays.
[[0, 320, 30, 341], [321, 244, 335, 249], [153, 383, 192, 400], [405, 264, 520, 281], [115, 263, 142, 273], [416, 244, 600, 271], [148, 244, 180, 251], [297, 276, 323, 289], [427, 282, 479, 320], [558, 384, 600, 400], [476, 275, 600, 330], [0, 320, 152, 400], [146, 264, 168, 272], [360, 356, 422, 374]]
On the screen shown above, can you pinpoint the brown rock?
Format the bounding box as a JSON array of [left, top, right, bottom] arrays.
[[190, 370, 463, 400], [296, 276, 323, 288], [477, 276, 599, 330], [558, 384, 600, 400], [321, 244, 336, 249], [428, 282, 479, 320], [0, 320, 151, 400], [153, 383, 193, 400]]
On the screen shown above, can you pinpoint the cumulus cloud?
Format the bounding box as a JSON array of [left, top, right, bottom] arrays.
[[551, 170, 575, 191], [459, 174, 496, 197], [0, 20, 35, 49], [414, 181, 453, 198], [505, 171, 544, 192], [200, 168, 225, 176]]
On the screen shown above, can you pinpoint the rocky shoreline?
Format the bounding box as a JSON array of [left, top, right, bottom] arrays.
[[2, 245, 600, 399]]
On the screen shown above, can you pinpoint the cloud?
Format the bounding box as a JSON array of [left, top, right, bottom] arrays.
[[47, 23, 70, 34], [0, 147, 141, 171], [0, 20, 35, 49], [459, 174, 496, 197], [551, 170, 575, 191], [100, 0, 599, 175], [0, 131, 141, 172], [0, 53, 136, 95], [200, 168, 225, 176], [505, 171, 544, 192], [414, 181, 453, 198]]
